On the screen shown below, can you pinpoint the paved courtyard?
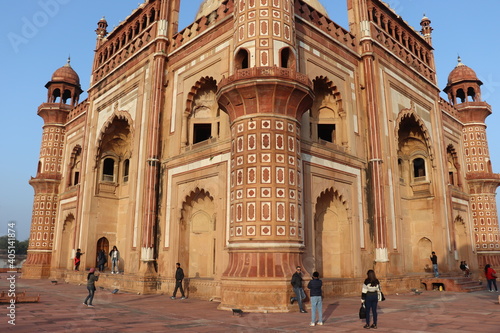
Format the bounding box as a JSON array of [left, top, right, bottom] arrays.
[[1, 272, 499, 332]]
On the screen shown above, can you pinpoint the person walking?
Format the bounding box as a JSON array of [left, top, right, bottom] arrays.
[[290, 266, 307, 313], [361, 269, 381, 329], [74, 248, 84, 271], [171, 263, 186, 299], [430, 251, 439, 277], [307, 271, 323, 326], [484, 264, 498, 292], [83, 268, 99, 307], [109, 246, 120, 274]]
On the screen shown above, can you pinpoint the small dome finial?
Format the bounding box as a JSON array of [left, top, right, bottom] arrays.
[[64, 56, 71, 67], [457, 55, 464, 66]]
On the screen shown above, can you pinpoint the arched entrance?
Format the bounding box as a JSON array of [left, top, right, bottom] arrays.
[[96, 237, 109, 270], [179, 189, 216, 279]]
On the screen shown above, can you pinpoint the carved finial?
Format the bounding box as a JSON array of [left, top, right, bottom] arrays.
[[64, 56, 71, 67]]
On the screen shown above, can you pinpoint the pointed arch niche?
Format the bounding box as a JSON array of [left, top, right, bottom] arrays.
[[182, 77, 229, 148], [446, 144, 462, 188], [67, 145, 82, 188], [178, 188, 218, 280], [417, 237, 433, 272], [454, 215, 469, 262], [313, 187, 353, 278], [60, 213, 75, 270], [96, 111, 134, 196], [306, 76, 346, 149], [395, 107, 434, 196]]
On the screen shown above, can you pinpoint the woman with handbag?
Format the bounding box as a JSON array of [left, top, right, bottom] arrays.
[[484, 264, 498, 292], [361, 269, 381, 329]]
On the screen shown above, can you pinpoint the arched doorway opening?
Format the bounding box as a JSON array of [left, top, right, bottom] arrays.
[[96, 237, 109, 270]]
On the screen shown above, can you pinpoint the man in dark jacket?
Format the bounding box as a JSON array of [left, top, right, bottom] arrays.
[[290, 266, 307, 313], [430, 252, 439, 277], [171, 263, 186, 299]]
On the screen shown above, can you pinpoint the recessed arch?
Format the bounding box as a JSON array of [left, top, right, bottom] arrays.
[[60, 213, 75, 270], [185, 77, 218, 116], [179, 187, 217, 280], [96, 110, 134, 162], [183, 77, 228, 146], [68, 145, 82, 187], [309, 76, 345, 147], [394, 107, 434, 164], [313, 187, 352, 278]]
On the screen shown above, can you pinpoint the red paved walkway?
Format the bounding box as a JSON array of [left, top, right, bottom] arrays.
[[1, 273, 500, 332]]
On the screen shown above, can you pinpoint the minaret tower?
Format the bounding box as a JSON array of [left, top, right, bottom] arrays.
[[444, 57, 500, 266], [23, 59, 82, 278], [420, 14, 433, 46], [217, 0, 314, 311]]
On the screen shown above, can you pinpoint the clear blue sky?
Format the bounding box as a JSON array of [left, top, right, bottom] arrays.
[[1, 0, 500, 241]]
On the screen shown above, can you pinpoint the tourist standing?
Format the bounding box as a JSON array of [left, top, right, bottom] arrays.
[[484, 264, 498, 292], [361, 269, 381, 329], [97, 249, 107, 272], [290, 266, 307, 313], [307, 271, 323, 326], [83, 268, 99, 307], [430, 251, 439, 277], [171, 263, 186, 299], [109, 246, 120, 274]]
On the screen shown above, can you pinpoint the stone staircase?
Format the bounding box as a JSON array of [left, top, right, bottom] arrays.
[[420, 275, 484, 292]]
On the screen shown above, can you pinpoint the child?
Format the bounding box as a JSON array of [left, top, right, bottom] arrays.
[[74, 248, 84, 271]]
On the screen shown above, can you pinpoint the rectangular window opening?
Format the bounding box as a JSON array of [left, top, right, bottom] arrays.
[[193, 123, 212, 144]]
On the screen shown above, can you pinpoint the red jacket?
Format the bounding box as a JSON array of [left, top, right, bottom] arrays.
[[485, 267, 497, 280]]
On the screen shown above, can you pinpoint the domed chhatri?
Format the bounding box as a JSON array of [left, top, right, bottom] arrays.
[[447, 56, 480, 86], [444, 56, 484, 106], [51, 57, 80, 86]]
